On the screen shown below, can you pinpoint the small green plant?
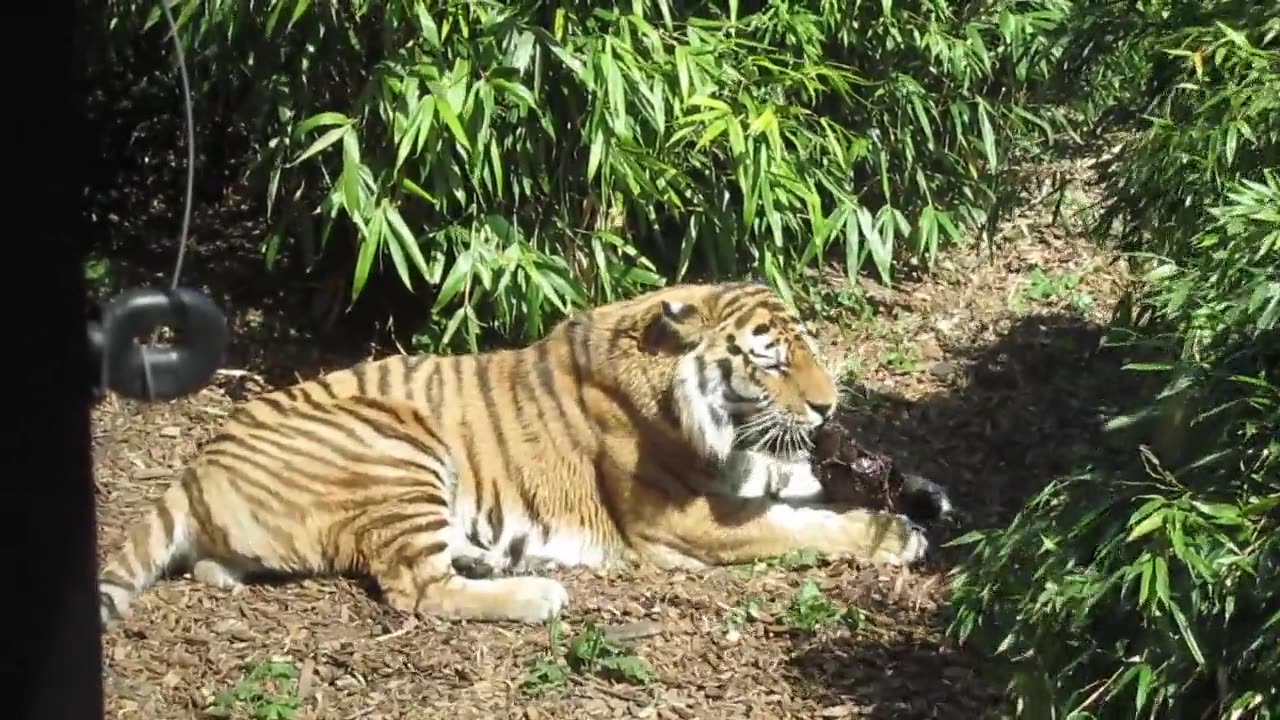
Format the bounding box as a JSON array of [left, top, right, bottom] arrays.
[[723, 595, 765, 634], [521, 619, 572, 695], [1068, 290, 1096, 316], [83, 256, 115, 298], [1008, 266, 1088, 314], [521, 618, 657, 694], [207, 660, 301, 720], [780, 579, 863, 632], [878, 346, 921, 374], [761, 547, 825, 571], [809, 284, 874, 323], [566, 620, 658, 686], [1026, 267, 1082, 301]]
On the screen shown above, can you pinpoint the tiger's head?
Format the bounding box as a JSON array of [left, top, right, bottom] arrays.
[[641, 283, 840, 464]]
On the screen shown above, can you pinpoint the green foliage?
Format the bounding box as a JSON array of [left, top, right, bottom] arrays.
[[207, 660, 301, 719], [1092, 8, 1280, 258], [566, 619, 658, 684], [1008, 266, 1093, 316], [948, 4, 1280, 718], [521, 618, 656, 694], [97, 0, 1069, 350], [780, 579, 864, 632]]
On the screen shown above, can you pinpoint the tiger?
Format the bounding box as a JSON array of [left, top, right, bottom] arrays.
[[97, 281, 930, 627]]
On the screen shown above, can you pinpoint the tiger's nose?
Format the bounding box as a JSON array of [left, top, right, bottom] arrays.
[[807, 401, 834, 420]]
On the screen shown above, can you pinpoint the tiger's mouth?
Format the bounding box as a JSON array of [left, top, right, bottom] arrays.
[[731, 407, 818, 460]]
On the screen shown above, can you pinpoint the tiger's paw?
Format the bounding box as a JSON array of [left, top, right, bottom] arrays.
[[507, 577, 570, 624], [822, 508, 929, 566], [867, 514, 929, 566]]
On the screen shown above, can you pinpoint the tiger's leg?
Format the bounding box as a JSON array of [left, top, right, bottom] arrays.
[[626, 490, 927, 569], [357, 490, 568, 623], [369, 538, 568, 622]]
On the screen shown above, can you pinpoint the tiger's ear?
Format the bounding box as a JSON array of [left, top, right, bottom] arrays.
[[642, 300, 705, 354]]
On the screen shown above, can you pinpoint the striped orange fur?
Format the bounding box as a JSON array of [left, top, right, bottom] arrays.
[[98, 282, 928, 627]]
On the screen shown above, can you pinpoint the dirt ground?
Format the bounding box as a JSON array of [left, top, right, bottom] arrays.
[[92, 155, 1142, 719]]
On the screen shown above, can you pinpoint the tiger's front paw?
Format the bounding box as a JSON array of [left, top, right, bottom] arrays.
[[506, 577, 570, 623], [836, 509, 929, 566], [871, 515, 929, 565]]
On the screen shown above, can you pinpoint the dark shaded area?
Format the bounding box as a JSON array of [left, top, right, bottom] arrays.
[[785, 311, 1148, 716], [11, 0, 103, 717], [833, 313, 1142, 527], [788, 627, 1000, 720]]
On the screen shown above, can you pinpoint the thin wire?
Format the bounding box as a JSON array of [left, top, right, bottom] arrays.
[[160, 0, 196, 290]]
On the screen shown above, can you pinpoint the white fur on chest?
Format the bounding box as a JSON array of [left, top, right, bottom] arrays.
[[714, 449, 826, 502]]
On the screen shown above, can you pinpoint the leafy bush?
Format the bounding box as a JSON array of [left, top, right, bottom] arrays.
[[94, 0, 1069, 350], [948, 6, 1279, 719]]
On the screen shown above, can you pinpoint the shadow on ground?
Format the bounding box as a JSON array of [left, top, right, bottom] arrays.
[[784, 310, 1148, 716], [789, 627, 999, 719]]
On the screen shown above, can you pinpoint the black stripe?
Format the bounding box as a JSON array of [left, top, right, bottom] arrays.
[[717, 297, 756, 323], [565, 326, 590, 442], [99, 573, 132, 591], [424, 362, 445, 418], [376, 515, 450, 534], [374, 517, 451, 554], [471, 476, 488, 544], [732, 312, 761, 331], [452, 356, 487, 517], [297, 389, 333, 415], [475, 352, 517, 495], [100, 592, 124, 619], [204, 445, 317, 498], [417, 541, 449, 557], [376, 359, 392, 396], [202, 432, 238, 450], [233, 411, 370, 467], [401, 406, 450, 458], [404, 355, 429, 407], [532, 339, 567, 428], [508, 350, 546, 441], [506, 533, 528, 567], [314, 375, 339, 399], [514, 480, 551, 541], [695, 356, 711, 395], [485, 487, 506, 545], [256, 395, 289, 415], [276, 403, 374, 448], [182, 469, 232, 553], [226, 426, 351, 472], [355, 364, 371, 394], [341, 396, 446, 460]]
